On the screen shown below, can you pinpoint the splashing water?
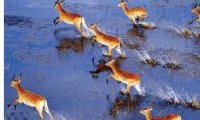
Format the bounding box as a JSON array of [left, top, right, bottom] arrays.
[[135, 50, 147, 63], [138, 21, 157, 29], [154, 84, 200, 109], [135, 50, 181, 69], [170, 26, 200, 38], [52, 112, 72, 120], [80, 19, 95, 38]]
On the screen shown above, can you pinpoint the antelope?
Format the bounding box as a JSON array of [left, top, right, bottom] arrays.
[[105, 60, 143, 95], [118, 0, 147, 26], [190, 3, 200, 24], [7, 74, 53, 120], [140, 106, 181, 120], [89, 23, 125, 57], [54, 0, 87, 35], [192, 4, 200, 22]]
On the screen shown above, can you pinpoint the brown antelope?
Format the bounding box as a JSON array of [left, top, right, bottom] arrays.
[[190, 3, 200, 24], [89, 23, 125, 57], [140, 106, 181, 120], [7, 74, 53, 120], [54, 0, 87, 34], [106, 60, 143, 95], [118, 0, 147, 26]]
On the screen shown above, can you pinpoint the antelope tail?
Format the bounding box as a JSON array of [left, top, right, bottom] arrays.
[[80, 16, 94, 38], [44, 100, 53, 120], [115, 38, 126, 56], [81, 16, 88, 30]]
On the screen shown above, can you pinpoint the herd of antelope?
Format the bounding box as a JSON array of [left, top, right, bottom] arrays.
[[7, 0, 200, 119]]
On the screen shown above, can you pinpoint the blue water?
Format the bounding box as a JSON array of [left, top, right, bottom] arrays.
[[5, 0, 200, 119]]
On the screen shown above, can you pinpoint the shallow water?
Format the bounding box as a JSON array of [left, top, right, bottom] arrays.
[[4, 0, 200, 120]]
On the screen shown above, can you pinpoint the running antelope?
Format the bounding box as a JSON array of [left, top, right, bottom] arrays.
[[118, 0, 147, 26], [191, 3, 200, 23], [140, 106, 181, 120], [89, 23, 125, 57], [106, 60, 143, 95], [54, 0, 87, 34], [7, 74, 53, 120]]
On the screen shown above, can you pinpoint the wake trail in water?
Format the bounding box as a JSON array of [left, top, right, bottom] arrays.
[[152, 83, 200, 109]]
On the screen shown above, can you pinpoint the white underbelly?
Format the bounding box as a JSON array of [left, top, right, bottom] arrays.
[[23, 101, 35, 107], [64, 20, 74, 25]]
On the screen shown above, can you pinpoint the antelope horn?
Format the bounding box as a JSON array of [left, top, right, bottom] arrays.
[[59, 0, 64, 3], [20, 73, 22, 77], [55, 0, 59, 3], [194, 2, 198, 8], [12, 74, 15, 80]]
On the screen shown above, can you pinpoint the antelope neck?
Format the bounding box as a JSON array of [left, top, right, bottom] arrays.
[[93, 27, 101, 35], [110, 64, 119, 73], [144, 112, 152, 120], [121, 4, 129, 15], [15, 84, 24, 94], [57, 4, 65, 13]]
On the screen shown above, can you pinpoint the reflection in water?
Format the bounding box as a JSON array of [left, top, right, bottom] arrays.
[[108, 93, 200, 118], [89, 56, 126, 79], [108, 94, 141, 118], [4, 15, 34, 27], [127, 27, 145, 39], [54, 27, 86, 53], [56, 37, 85, 53]]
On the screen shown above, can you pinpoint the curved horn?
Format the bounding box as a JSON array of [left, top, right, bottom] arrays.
[[59, 0, 64, 3], [12, 74, 15, 80], [55, 0, 59, 4], [194, 2, 198, 8], [20, 73, 22, 77]]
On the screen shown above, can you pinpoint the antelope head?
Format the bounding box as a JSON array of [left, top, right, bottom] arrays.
[[105, 60, 115, 67], [118, 0, 128, 7], [140, 106, 153, 115], [54, 0, 64, 9], [11, 73, 22, 88], [192, 2, 200, 15], [89, 23, 98, 30]]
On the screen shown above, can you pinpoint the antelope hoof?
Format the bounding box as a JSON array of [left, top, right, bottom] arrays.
[[107, 95, 110, 100], [53, 18, 59, 25], [14, 105, 17, 110], [117, 81, 122, 84], [106, 79, 109, 84], [7, 103, 11, 108], [119, 91, 126, 95]]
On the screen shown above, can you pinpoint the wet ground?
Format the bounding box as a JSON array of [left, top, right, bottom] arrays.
[[4, 0, 200, 120]]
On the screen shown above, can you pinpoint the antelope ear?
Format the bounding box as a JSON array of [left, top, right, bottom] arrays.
[[111, 59, 115, 63], [194, 2, 198, 8], [59, 0, 64, 4], [17, 79, 21, 83], [147, 106, 153, 111], [20, 73, 22, 78]]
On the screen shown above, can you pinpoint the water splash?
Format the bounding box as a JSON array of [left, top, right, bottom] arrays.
[[155, 84, 200, 109], [138, 21, 157, 29], [170, 26, 200, 39], [81, 20, 95, 38], [52, 111, 80, 120], [135, 50, 181, 69]]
